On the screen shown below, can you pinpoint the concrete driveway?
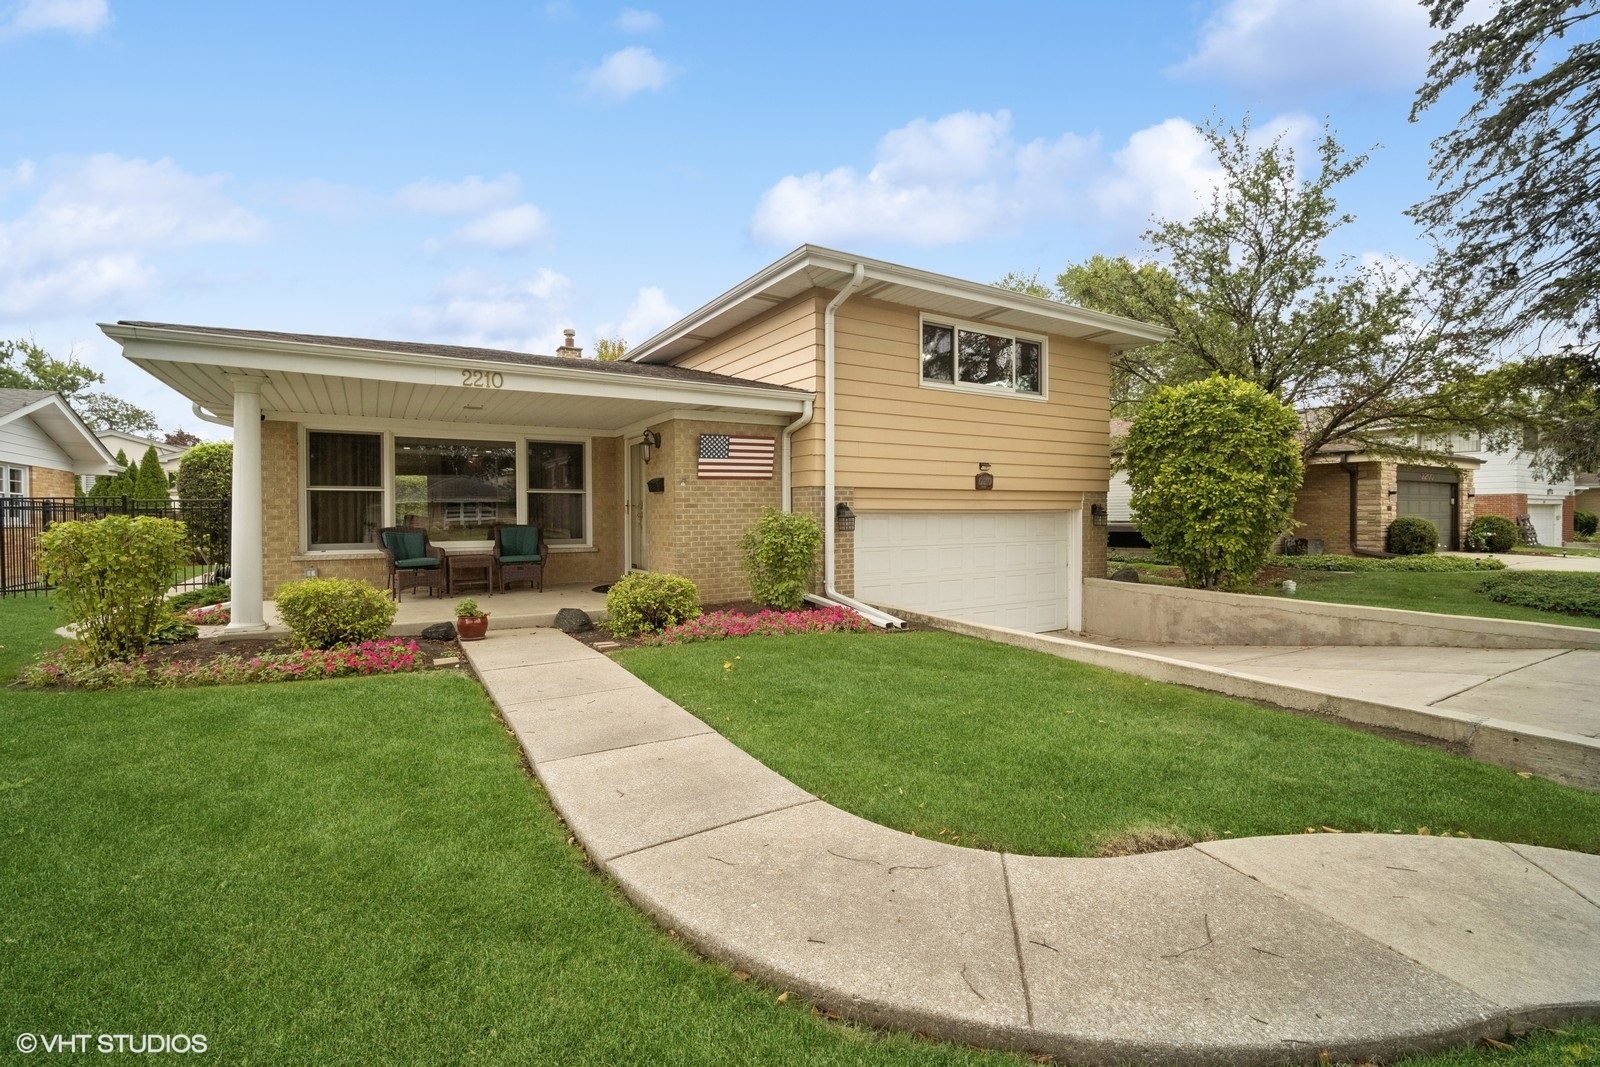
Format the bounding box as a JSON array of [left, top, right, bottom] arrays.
[[1444, 550, 1600, 572]]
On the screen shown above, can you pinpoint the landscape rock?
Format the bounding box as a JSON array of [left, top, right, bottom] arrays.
[[420, 621, 457, 641], [554, 607, 594, 633], [1110, 567, 1142, 583]]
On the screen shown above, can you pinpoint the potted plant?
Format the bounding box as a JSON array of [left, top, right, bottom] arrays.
[[454, 598, 489, 641]]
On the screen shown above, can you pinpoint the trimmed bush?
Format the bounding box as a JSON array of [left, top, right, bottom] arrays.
[[1478, 572, 1600, 618], [175, 441, 232, 565], [1263, 553, 1504, 573], [36, 515, 190, 663], [605, 571, 700, 638], [1576, 510, 1598, 538], [1466, 514, 1519, 553], [741, 507, 823, 610], [275, 578, 397, 649], [1385, 516, 1439, 556]]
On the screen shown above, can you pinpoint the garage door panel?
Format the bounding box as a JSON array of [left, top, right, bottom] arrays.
[[855, 511, 1072, 632]]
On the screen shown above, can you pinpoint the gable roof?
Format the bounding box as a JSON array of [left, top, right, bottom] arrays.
[[624, 244, 1173, 365], [0, 389, 119, 472]]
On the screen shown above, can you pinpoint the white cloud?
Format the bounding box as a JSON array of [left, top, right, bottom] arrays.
[[1169, 0, 1434, 94], [750, 110, 1092, 246], [1, 0, 109, 37], [445, 203, 549, 250], [586, 46, 670, 102], [594, 286, 680, 344], [409, 269, 573, 353], [279, 178, 366, 217], [0, 153, 264, 317], [614, 7, 660, 32], [0, 158, 36, 194], [393, 174, 521, 216]]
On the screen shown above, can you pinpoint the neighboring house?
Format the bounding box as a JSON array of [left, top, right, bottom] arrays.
[[1577, 473, 1600, 524], [1460, 431, 1577, 546], [90, 430, 185, 495], [102, 245, 1167, 635], [0, 388, 118, 501]]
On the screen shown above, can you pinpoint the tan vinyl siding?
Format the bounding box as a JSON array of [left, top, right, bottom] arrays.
[[670, 292, 823, 390], [819, 297, 1110, 509]]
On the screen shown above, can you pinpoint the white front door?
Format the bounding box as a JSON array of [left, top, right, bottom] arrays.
[[854, 511, 1074, 632], [627, 441, 648, 570]]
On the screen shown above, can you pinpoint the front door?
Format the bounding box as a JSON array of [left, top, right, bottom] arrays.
[[627, 441, 648, 570]]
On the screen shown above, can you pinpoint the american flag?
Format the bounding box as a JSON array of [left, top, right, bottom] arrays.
[[697, 434, 775, 479]]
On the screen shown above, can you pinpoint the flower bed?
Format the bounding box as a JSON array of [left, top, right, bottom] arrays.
[[639, 606, 872, 646], [185, 603, 231, 626], [23, 638, 425, 690]]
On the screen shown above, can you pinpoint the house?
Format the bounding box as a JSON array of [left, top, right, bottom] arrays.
[[91, 429, 186, 496], [0, 388, 118, 501], [1578, 473, 1600, 525], [102, 246, 1167, 636], [1460, 431, 1577, 546]]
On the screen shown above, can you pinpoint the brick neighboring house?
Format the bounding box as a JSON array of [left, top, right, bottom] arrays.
[[1577, 474, 1600, 526], [103, 245, 1169, 636], [0, 389, 117, 501]]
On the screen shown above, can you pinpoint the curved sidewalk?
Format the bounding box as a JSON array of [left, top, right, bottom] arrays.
[[461, 628, 1600, 1066]]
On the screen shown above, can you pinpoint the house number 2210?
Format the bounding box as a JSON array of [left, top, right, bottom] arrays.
[[461, 369, 504, 388]]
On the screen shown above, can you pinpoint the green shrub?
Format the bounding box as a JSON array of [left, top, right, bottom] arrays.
[[1478, 572, 1600, 618], [175, 441, 232, 565], [1263, 553, 1504, 573], [1466, 515, 1519, 553], [605, 571, 700, 638], [1385, 516, 1439, 555], [134, 445, 169, 500], [1124, 376, 1304, 589], [275, 578, 397, 649], [36, 515, 190, 663], [149, 615, 199, 645], [740, 508, 822, 610], [167, 582, 231, 613], [1576, 510, 1598, 538]]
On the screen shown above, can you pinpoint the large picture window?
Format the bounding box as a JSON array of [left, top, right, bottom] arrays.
[[527, 441, 586, 544], [394, 437, 516, 542], [920, 319, 1043, 396], [307, 432, 382, 550]]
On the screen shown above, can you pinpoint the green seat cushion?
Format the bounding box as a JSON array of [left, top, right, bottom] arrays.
[[395, 556, 439, 569], [499, 553, 542, 565], [498, 525, 542, 556], [382, 530, 426, 559]]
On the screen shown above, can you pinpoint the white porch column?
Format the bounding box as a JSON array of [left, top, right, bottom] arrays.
[[223, 376, 268, 633]]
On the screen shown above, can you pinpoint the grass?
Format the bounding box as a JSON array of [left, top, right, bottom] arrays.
[[5, 599, 1597, 1065], [616, 630, 1600, 858], [1510, 544, 1600, 557], [1264, 570, 1600, 628], [0, 594, 64, 680]]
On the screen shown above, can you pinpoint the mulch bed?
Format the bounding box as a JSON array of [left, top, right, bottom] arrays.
[[137, 635, 462, 670]]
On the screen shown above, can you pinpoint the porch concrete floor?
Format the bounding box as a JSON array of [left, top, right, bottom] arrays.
[[242, 582, 611, 638]]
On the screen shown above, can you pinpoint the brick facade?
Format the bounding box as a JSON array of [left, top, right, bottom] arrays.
[[791, 484, 854, 597], [1292, 459, 1476, 554], [1081, 491, 1106, 583], [27, 465, 75, 498]]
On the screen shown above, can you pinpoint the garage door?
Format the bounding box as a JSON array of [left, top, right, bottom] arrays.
[[1528, 503, 1562, 546], [855, 511, 1072, 632], [1398, 481, 1456, 549]]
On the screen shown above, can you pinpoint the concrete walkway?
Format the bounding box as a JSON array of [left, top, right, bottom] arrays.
[[1444, 550, 1600, 572], [461, 628, 1600, 1066]]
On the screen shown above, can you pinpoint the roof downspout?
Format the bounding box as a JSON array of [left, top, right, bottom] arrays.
[[818, 265, 904, 629], [781, 397, 814, 513], [192, 402, 232, 428]]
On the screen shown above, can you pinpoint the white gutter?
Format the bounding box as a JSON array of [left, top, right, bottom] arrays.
[[192, 402, 232, 428], [781, 397, 814, 513], [819, 264, 904, 630]]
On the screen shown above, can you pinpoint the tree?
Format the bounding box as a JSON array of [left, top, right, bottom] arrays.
[[89, 450, 135, 500], [134, 446, 169, 500], [175, 441, 232, 500], [594, 337, 628, 362], [1014, 119, 1488, 461], [0, 337, 159, 433], [1124, 376, 1304, 589], [164, 428, 201, 448], [1411, 0, 1600, 478]]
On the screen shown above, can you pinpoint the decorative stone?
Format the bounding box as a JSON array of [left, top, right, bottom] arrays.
[[420, 621, 457, 641], [1110, 567, 1142, 583], [553, 607, 593, 633]]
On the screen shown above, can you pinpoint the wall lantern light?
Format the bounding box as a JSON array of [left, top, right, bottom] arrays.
[[1090, 503, 1108, 527], [975, 461, 994, 491], [641, 429, 662, 463], [835, 501, 856, 533]]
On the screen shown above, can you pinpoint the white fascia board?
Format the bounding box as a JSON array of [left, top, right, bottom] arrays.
[[103, 323, 812, 415], [624, 244, 1172, 363]]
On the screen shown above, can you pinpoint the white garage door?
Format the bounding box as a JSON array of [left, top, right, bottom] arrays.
[[855, 511, 1072, 632], [1528, 503, 1562, 546]]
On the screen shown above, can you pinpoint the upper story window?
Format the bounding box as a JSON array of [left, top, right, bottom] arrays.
[[919, 318, 1044, 397]]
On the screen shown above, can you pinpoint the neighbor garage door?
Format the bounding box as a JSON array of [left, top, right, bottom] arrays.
[[1528, 503, 1562, 546], [855, 511, 1071, 632]]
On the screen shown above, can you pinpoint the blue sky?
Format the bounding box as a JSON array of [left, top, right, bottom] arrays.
[[0, 0, 1467, 437]]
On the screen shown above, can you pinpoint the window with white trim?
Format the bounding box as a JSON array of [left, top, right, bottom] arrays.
[[394, 436, 516, 542], [2, 465, 26, 526], [526, 441, 586, 544], [306, 431, 383, 550], [920, 318, 1044, 396]]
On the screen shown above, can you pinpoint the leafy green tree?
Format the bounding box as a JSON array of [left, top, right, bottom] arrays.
[[594, 337, 628, 362], [1124, 376, 1304, 589], [175, 442, 232, 500], [89, 450, 135, 500], [78, 395, 160, 435], [1, 338, 160, 432], [164, 428, 201, 448], [1010, 119, 1487, 461], [1411, 0, 1600, 478], [134, 446, 169, 500]]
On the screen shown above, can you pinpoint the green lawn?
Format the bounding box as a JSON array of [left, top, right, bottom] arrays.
[[5, 600, 1597, 1065], [1264, 569, 1600, 628], [617, 631, 1600, 858], [0, 594, 65, 681]]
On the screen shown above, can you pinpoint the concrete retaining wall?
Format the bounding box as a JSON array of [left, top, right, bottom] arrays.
[[1083, 577, 1600, 650]]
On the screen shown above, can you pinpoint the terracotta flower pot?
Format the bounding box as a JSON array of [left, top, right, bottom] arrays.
[[457, 614, 489, 641]]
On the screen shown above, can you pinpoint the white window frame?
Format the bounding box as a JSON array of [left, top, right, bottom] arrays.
[[2, 465, 27, 527], [525, 437, 593, 548], [917, 313, 1049, 402]]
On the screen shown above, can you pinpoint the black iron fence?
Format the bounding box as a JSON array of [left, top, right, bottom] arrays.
[[0, 497, 231, 596]]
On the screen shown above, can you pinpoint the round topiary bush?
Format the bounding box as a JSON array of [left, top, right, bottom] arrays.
[[1385, 516, 1439, 555], [605, 571, 700, 638], [1576, 510, 1598, 538], [1466, 514, 1519, 553], [274, 577, 397, 649]]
